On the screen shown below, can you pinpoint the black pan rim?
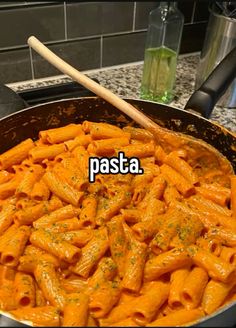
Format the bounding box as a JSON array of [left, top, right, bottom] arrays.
[[0, 95, 235, 139]]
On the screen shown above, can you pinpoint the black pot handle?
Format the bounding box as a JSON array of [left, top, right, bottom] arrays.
[[0, 84, 28, 119], [184, 46, 236, 118]]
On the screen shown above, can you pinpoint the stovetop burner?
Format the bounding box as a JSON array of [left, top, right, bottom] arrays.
[[17, 80, 98, 106], [0, 79, 99, 120]]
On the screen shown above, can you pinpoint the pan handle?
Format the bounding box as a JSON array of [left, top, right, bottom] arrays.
[[184, 46, 236, 118]]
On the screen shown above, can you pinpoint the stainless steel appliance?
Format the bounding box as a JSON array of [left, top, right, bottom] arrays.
[[195, 1, 236, 108]]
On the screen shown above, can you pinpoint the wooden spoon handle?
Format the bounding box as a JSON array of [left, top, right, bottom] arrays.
[[28, 36, 158, 131]]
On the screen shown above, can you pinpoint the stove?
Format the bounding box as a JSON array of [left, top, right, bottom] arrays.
[[17, 79, 98, 106], [0, 79, 99, 120]]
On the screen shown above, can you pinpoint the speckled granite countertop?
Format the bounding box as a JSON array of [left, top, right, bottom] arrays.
[[7, 54, 236, 133]]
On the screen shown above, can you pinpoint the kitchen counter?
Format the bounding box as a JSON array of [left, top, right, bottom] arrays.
[[7, 54, 236, 134]]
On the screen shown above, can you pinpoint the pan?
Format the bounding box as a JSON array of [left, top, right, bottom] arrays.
[[0, 47, 235, 327]]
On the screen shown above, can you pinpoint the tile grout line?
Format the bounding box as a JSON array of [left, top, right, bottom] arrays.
[[100, 36, 103, 68], [8, 51, 201, 89], [0, 29, 148, 53], [64, 1, 68, 40], [29, 46, 35, 80], [132, 2, 137, 32], [191, 1, 197, 24], [7, 61, 144, 88], [184, 20, 208, 26], [7, 51, 201, 89]]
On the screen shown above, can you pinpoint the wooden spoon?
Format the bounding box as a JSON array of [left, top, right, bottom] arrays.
[[27, 36, 234, 182]]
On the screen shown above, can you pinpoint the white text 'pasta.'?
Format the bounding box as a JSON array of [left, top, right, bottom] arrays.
[[88, 151, 144, 183]]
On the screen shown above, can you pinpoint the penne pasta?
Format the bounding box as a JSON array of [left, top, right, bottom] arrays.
[[163, 183, 182, 205], [33, 204, 76, 229], [14, 272, 36, 308], [89, 281, 121, 318], [18, 252, 60, 274], [130, 281, 169, 325], [88, 257, 117, 291], [0, 139, 35, 170], [0, 203, 15, 235], [107, 215, 127, 278], [0, 264, 15, 283], [231, 176, 236, 219], [34, 262, 66, 310], [71, 146, 89, 178], [40, 123, 83, 144], [147, 308, 205, 326], [61, 276, 88, 294], [150, 210, 182, 254], [52, 163, 88, 191], [11, 306, 60, 326], [174, 212, 204, 247], [160, 164, 195, 197], [168, 267, 190, 309], [187, 245, 235, 283], [220, 246, 236, 266], [0, 120, 234, 327], [16, 198, 36, 210], [132, 199, 165, 241], [14, 197, 62, 225], [196, 184, 230, 207], [1, 225, 30, 267], [71, 228, 109, 278], [207, 227, 236, 248], [202, 278, 236, 314], [43, 217, 81, 234], [43, 171, 84, 206], [196, 236, 222, 257], [30, 229, 80, 264], [144, 248, 192, 281], [120, 208, 142, 224], [108, 318, 139, 327], [0, 170, 13, 184], [187, 194, 232, 217], [15, 165, 44, 198], [86, 122, 130, 140], [143, 175, 167, 203], [0, 224, 19, 252], [92, 137, 130, 156], [64, 134, 92, 151], [31, 179, 50, 201], [164, 151, 199, 185], [35, 288, 47, 307], [63, 292, 89, 326], [29, 143, 66, 163], [96, 188, 131, 225], [58, 229, 93, 247], [0, 177, 22, 200], [121, 237, 147, 293], [155, 145, 167, 164], [79, 195, 97, 228], [181, 266, 208, 309], [117, 142, 155, 158]]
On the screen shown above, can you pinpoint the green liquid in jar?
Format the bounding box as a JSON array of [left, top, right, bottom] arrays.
[[140, 46, 177, 104]]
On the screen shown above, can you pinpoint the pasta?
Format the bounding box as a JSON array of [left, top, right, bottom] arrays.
[[14, 272, 36, 308], [0, 120, 234, 327], [168, 267, 190, 309], [63, 292, 89, 326]]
